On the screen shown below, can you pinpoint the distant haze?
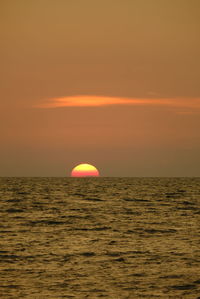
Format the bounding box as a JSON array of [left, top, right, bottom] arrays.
[[0, 0, 200, 176]]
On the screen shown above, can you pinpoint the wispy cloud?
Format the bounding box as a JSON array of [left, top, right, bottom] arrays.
[[36, 95, 200, 110]]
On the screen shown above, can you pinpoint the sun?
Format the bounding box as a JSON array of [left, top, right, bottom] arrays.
[[71, 163, 100, 177]]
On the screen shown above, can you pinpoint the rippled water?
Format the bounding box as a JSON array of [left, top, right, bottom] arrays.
[[0, 177, 200, 298]]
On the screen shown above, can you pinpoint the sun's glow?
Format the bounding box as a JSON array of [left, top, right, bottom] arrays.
[[71, 163, 100, 177]]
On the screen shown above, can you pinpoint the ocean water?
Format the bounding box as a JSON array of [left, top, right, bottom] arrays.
[[0, 177, 200, 299]]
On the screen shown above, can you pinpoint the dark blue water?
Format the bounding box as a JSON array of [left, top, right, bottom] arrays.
[[0, 177, 200, 298]]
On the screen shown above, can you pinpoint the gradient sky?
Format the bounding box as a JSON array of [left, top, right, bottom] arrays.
[[1, 0, 200, 176]]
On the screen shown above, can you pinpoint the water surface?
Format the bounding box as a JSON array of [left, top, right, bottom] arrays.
[[0, 177, 200, 298]]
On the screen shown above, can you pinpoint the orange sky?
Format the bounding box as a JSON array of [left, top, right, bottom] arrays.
[[0, 0, 200, 176]]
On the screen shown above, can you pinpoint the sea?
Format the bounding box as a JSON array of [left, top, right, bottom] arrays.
[[0, 177, 200, 299]]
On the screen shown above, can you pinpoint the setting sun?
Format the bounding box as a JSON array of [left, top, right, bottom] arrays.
[[71, 163, 100, 177]]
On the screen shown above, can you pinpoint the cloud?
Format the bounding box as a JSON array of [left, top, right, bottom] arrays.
[[36, 95, 200, 110]]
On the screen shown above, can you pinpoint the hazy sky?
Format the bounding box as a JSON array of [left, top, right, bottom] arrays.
[[1, 0, 200, 176]]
